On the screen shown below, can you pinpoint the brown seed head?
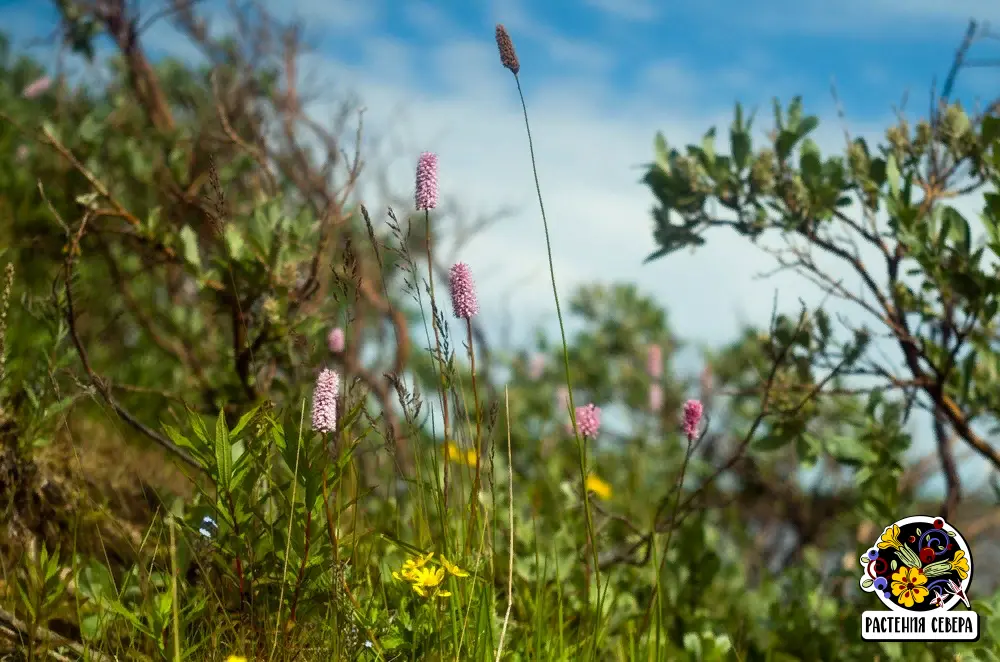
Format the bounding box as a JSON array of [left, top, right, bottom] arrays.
[[495, 24, 520, 75]]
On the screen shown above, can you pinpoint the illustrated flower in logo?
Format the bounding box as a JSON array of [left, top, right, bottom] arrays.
[[950, 550, 970, 580], [859, 515, 974, 614], [877, 524, 902, 549], [891, 566, 929, 608]]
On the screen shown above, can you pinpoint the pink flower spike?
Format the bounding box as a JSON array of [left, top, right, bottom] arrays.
[[575, 403, 601, 439], [22, 76, 51, 99], [327, 327, 345, 353], [415, 152, 439, 211], [682, 399, 703, 442], [311, 368, 340, 434], [647, 344, 663, 378], [448, 262, 479, 319], [648, 384, 663, 412]]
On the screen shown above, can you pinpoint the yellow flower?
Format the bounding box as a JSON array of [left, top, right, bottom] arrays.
[[439, 555, 470, 578], [585, 473, 612, 500], [394, 550, 459, 598], [877, 524, 902, 550], [394, 551, 435, 583], [950, 550, 970, 580], [408, 566, 446, 597], [891, 566, 929, 608], [226, 657, 247, 662], [445, 443, 478, 467]]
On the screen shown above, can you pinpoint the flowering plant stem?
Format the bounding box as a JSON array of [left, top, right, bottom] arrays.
[[424, 209, 452, 513], [465, 319, 483, 546], [512, 74, 601, 637]]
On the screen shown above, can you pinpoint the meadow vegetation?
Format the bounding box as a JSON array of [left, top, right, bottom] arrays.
[[0, 3, 999, 660]]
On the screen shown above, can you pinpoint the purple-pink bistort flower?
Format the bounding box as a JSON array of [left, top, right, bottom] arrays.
[[647, 344, 663, 379], [648, 384, 664, 412], [327, 327, 345, 353], [22, 76, 51, 99], [448, 262, 479, 319], [682, 399, 703, 442], [415, 152, 439, 211], [575, 403, 601, 439], [311, 368, 340, 434]]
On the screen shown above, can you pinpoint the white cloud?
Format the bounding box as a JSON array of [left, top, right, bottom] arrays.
[[725, 0, 992, 34], [582, 0, 661, 21], [307, 29, 998, 488], [313, 32, 896, 351], [274, 0, 382, 30]]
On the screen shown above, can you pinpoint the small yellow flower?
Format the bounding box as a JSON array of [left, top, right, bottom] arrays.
[[585, 473, 612, 500], [445, 443, 478, 466], [891, 565, 929, 608], [226, 657, 248, 662], [877, 524, 902, 550], [950, 550, 970, 580], [394, 551, 434, 583], [409, 566, 446, 598], [439, 555, 470, 578]]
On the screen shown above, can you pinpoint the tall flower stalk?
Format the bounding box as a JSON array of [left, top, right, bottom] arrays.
[[494, 22, 602, 629], [448, 262, 483, 543], [416, 152, 454, 510]]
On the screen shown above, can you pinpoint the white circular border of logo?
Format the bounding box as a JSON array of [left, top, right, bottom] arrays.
[[867, 515, 973, 613]]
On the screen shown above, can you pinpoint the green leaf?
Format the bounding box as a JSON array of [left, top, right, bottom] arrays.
[[797, 115, 819, 138], [230, 403, 262, 438], [885, 154, 900, 199], [643, 247, 671, 264], [775, 130, 797, 161], [942, 206, 971, 256], [162, 424, 208, 466], [825, 435, 878, 464], [654, 132, 670, 173], [800, 142, 822, 181], [224, 224, 244, 260], [753, 431, 794, 452], [701, 127, 717, 168], [862, 578, 874, 589], [731, 129, 751, 171], [215, 409, 232, 493], [982, 115, 1000, 145], [146, 207, 161, 235], [179, 225, 201, 271]]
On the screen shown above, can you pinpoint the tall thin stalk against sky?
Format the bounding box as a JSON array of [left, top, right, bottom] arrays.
[[416, 152, 453, 511], [494, 22, 602, 638], [448, 261, 483, 542]]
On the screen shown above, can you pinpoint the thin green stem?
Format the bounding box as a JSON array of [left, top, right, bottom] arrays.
[[513, 73, 601, 643], [465, 319, 483, 539], [425, 209, 452, 513]]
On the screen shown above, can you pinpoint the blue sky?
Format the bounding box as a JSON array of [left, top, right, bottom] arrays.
[[3, 0, 999, 495]]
